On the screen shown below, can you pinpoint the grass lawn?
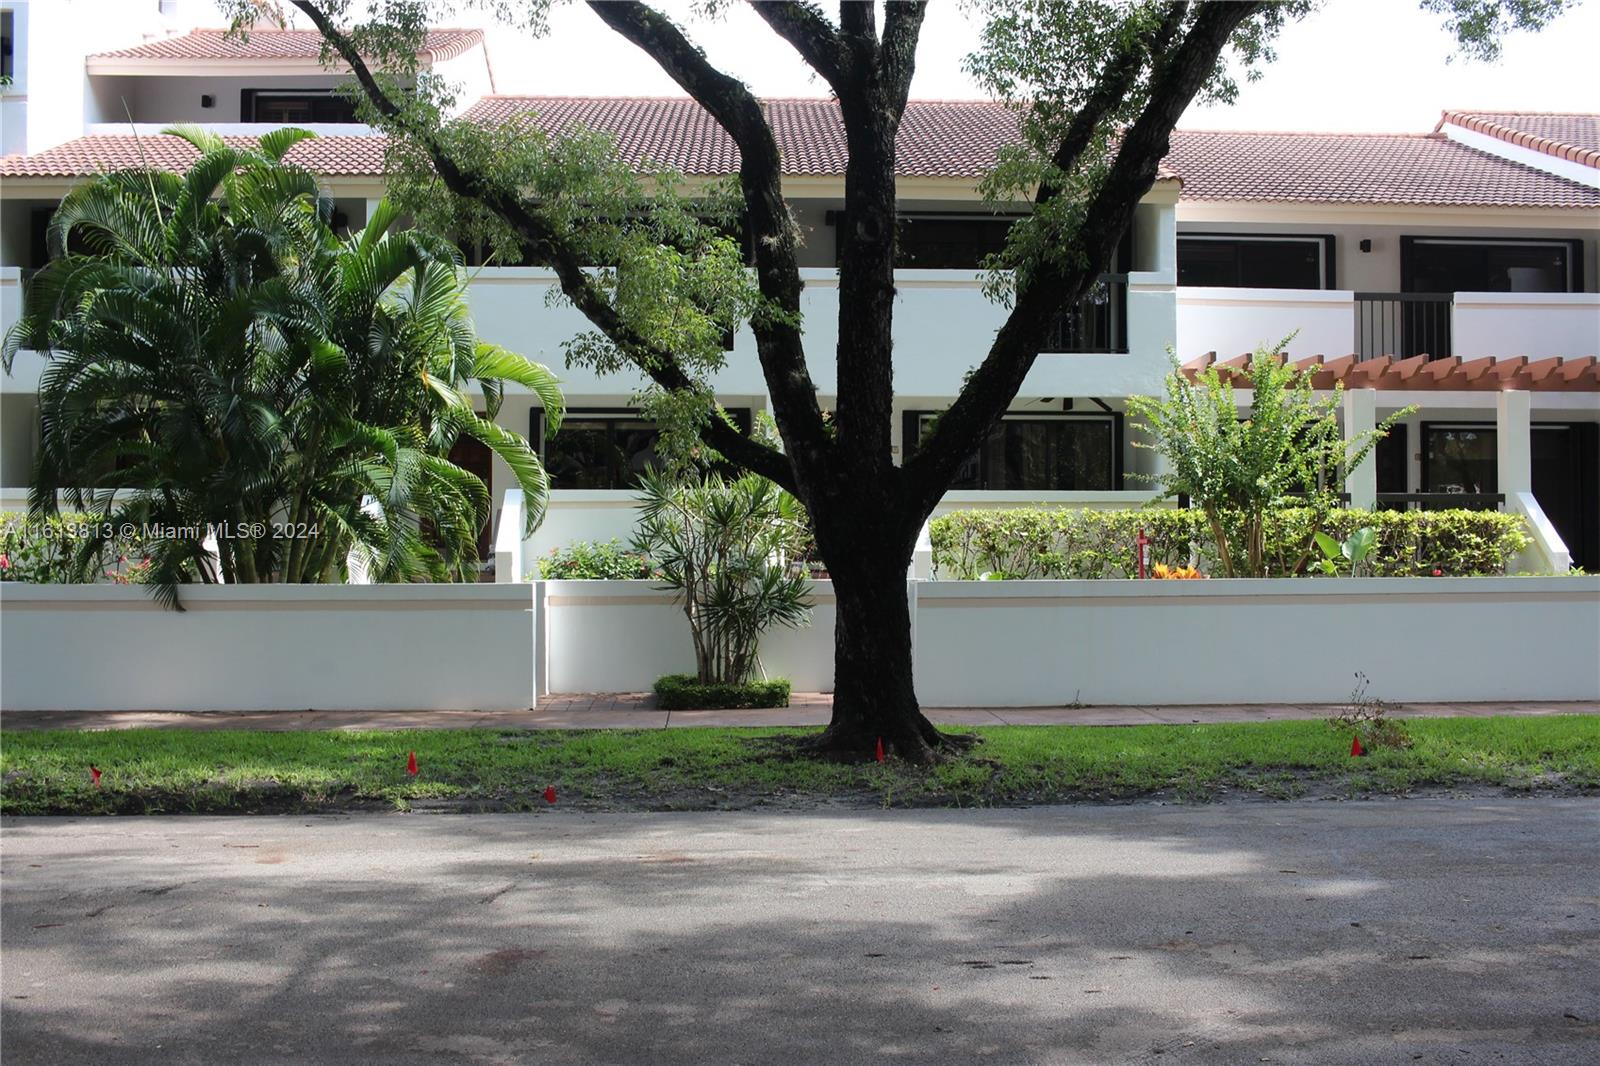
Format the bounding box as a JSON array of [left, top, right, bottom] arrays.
[[2, 716, 1597, 816]]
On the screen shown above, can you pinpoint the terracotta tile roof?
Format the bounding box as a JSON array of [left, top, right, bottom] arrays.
[[0, 134, 387, 178], [1437, 110, 1600, 169], [1163, 129, 1599, 207], [1183, 352, 1600, 392], [460, 96, 1056, 178], [90, 28, 484, 63], [5, 98, 1595, 210]]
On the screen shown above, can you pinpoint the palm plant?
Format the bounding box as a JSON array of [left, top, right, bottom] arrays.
[[2, 126, 561, 601], [632, 469, 812, 685]]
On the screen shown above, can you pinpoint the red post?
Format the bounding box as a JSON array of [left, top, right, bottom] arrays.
[[1135, 528, 1150, 579]]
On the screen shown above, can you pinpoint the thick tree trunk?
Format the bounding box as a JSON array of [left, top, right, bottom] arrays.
[[805, 525, 960, 764]]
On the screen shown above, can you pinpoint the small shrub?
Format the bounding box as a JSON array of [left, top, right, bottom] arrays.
[[1327, 672, 1412, 751], [0, 512, 149, 584], [633, 470, 812, 685], [929, 507, 1528, 580], [534, 539, 657, 580], [653, 674, 792, 710]]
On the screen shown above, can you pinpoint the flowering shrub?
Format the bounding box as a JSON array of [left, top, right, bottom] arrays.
[[533, 539, 658, 580], [1151, 562, 1205, 579], [0, 513, 149, 584]]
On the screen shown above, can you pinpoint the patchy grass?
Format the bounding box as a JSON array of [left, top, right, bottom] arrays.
[[2, 716, 1596, 816]]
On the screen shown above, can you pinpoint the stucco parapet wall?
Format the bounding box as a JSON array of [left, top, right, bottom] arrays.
[[0, 583, 535, 611], [915, 575, 1600, 606]]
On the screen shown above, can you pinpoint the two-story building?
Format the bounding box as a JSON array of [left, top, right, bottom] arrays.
[[2, 8, 1596, 571]]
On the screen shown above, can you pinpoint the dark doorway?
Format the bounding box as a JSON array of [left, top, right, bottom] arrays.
[[447, 433, 496, 567], [1532, 423, 1599, 571], [1422, 421, 1600, 570]]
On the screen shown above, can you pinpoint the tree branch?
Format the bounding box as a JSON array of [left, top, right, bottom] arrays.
[[880, 2, 929, 109], [904, 2, 1262, 511], [587, 1, 833, 482], [750, 2, 848, 92], [290, 0, 797, 489], [1039, 1, 1188, 199]]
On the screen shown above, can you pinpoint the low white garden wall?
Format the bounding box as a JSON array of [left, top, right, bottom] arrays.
[[0, 584, 536, 712], [914, 577, 1600, 706], [540, 579, 838, 694]]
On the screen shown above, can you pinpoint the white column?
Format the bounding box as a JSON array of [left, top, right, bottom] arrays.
[[1496, 390, 1532, 495], [1342, 388, 1377, 510]]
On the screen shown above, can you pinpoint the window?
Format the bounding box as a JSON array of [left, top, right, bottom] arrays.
[[905, 412, 1120, 491], [534, 409, 752, 490], [1178, 234, 1333, 289], [241, 89, 358, 124], [833, 213, 1135, 274], [894, 215, 1016, 269], [1402, 237, 1580, 294], [1, 11, 15, 84]]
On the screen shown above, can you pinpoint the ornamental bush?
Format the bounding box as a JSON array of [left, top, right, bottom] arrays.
[[534, 539, 658, 580], [652, 674, 792, 710], [0, 512, 149, 584], [929, 508, 1529, 580]]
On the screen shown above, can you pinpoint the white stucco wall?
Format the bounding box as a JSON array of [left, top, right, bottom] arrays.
[[540, 579, 838, 693], [0, 583, 537, 711], [1178, 287, 1355, 361], [1452, 293, 1600, 358], [914, 577, 1600, 706]]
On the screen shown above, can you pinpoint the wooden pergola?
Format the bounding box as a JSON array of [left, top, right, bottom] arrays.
[[1181, 353, 1600, 391]]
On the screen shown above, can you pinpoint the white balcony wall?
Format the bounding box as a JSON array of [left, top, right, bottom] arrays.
[[1178, 287, 1356, 360], [1452, 292, 1600, 358]]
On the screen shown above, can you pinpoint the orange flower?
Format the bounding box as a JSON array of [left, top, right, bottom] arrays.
[[1152, 562, 1204, 580]]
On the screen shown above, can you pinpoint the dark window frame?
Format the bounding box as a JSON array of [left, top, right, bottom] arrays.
[[900, 409, 1124, 491], [1176, 232, 1337, 289], [1, 11, 15, 82], [1401, 235, 1583, 294], [533, 407, 754, 491], [827, 211, 1134, 273], [239, 88, 359, 124]]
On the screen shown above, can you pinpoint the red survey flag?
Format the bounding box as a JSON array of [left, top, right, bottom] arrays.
[[407, 751, 419, 776]]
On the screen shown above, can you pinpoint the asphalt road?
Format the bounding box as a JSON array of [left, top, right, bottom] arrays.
[[3, 799, 1598, 1065]]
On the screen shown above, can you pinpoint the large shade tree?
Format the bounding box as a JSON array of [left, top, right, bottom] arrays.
[[258, 0, 1567, 761]]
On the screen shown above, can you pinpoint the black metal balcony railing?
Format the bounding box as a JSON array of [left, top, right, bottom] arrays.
[[1045, 273, 1128, 354], [1355, 292, 1453, 361]]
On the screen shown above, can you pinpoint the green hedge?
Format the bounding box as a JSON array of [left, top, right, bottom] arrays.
[[0, 512, 150, 584], [929, 507, 1529, 580], [653, 674, 792, 710]]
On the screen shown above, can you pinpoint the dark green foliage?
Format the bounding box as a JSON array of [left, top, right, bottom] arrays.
[[652, 674, 793, 711], [2, 128, 562, 600], [535, 539, 657, 581], [930, 507, 1530, 579]]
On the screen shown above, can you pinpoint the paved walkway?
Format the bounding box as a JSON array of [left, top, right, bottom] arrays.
[[3, 696, 1594, 731]]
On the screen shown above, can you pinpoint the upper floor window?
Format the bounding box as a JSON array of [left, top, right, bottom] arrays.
[[1177, 234, 1334, 289], [1402, 237, 1581, 294], [533, 409, 753, 491], [905, 412, 1120, 492], [833, 212, 1135, 273], [2, 11, 16, 84], [241, 89, 358, 124]]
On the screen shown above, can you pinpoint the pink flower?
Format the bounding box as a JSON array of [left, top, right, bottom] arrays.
[[0, 553, 9, 570], [1431, 568, 1443, 577]]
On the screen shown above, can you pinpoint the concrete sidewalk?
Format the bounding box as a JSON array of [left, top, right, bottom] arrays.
[[2, 695, 1594, 731]]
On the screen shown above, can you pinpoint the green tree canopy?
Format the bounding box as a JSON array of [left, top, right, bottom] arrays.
[[4, 126, 564, 602]]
